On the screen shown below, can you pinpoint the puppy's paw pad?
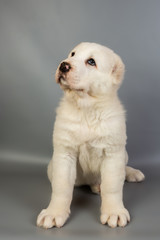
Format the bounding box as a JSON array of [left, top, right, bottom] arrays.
[[37, 209, 69, 229], [100, 208, 130, 228]]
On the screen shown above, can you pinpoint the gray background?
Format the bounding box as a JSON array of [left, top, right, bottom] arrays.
[[0, 0, 160, 239]]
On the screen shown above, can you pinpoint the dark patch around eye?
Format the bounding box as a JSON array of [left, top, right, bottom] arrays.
[[71, 52, 75, 57]]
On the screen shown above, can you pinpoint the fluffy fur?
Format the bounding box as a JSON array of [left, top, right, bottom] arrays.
[[37, 42, 145, 229]]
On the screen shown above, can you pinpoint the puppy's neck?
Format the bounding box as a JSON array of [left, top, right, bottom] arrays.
[[64, 89, 119, 110]]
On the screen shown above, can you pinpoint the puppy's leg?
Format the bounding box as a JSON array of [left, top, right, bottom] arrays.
[[124, 151, 145, 182], [47, 160, 52, 182], [126, 166, 145, 182], [37, 146, 77, 229], [90, 184, 100, 194], [100, 149, 130, 228]]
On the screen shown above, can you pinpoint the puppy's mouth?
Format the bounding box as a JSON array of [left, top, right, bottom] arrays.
[[57, 74, 84, 92], [58, 75, 68, 86]]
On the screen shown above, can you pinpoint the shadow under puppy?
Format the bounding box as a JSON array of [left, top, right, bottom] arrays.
[[37, 42, 145, 229]]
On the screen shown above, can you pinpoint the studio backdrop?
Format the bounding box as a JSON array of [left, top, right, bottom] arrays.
[[0, 0, 160, 165]]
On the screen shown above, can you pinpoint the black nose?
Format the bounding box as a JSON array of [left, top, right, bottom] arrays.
[[59, 62, 71, 73]]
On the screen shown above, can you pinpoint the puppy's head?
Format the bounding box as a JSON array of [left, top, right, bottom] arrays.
[[55, 42, 125, 97]]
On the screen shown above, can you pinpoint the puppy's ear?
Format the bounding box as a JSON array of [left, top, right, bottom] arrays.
[[112, 55, 125, 85]]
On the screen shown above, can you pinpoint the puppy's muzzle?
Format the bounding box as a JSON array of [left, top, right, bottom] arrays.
[[59, 62, 71, 73]]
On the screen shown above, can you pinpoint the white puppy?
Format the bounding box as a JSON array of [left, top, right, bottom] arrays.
[[37, 42, 145, 229]]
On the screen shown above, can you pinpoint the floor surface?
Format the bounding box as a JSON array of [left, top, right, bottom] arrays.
[[0, 158, 159, 240]]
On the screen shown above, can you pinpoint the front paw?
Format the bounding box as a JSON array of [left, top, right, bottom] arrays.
[[37, 208, 70, 229], [100, 207, 130, 228]]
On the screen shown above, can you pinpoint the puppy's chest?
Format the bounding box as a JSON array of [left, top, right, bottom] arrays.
[[73, 113, 107, 144], [75, 114, 101, 143], [70, 112, 125, 154], [77, 118, 106, 174]]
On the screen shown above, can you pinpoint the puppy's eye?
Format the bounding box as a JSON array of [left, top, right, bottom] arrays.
[[71, 52, 75, 57], [87, 58, 96, 66]]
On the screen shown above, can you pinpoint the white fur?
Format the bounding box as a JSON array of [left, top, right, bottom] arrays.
[[37, 42, 145, 229]]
